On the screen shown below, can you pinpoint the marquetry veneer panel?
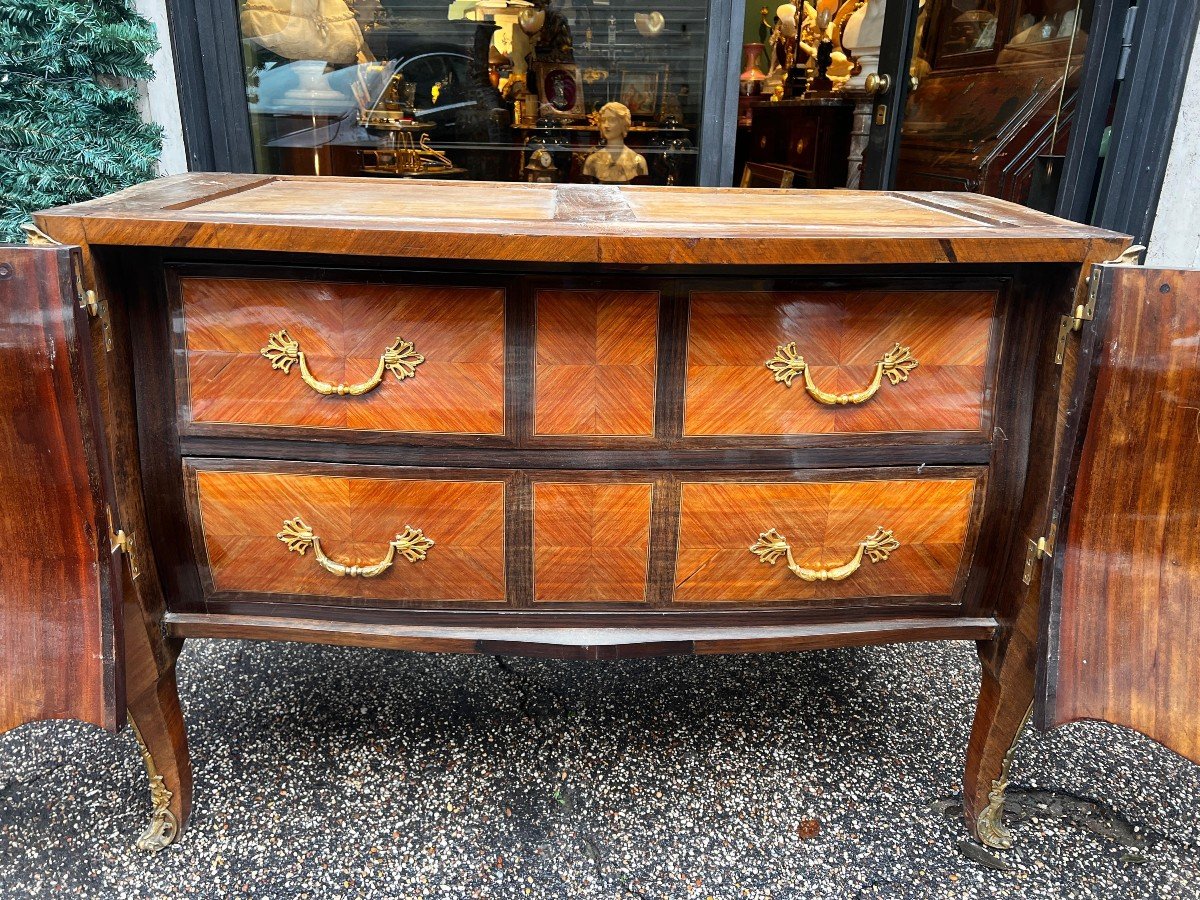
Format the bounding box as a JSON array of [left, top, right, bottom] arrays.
[[534, 289, 659, 436], [683, 290, 997, 436], [533, 482, 654, 603], [179, 276, 506, 434], [674, 477, 979, 603], [193, 469, 506, 603]]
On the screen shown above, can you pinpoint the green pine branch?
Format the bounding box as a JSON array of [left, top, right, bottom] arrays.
[[0, 0, 163, 241]]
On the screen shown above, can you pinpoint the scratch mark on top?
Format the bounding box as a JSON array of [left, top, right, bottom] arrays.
[[553, 185, 637, 223]]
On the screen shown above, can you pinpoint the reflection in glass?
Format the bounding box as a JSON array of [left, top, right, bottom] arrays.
[[896, 0, 1091, 209], [238, 0, 708, 185]]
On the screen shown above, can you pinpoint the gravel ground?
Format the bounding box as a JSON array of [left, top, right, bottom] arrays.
[[1, 638, 1198, 899]]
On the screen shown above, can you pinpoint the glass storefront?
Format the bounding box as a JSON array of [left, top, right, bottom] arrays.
[[240, 0, 709, 184], [232, 0, 1101, 209]]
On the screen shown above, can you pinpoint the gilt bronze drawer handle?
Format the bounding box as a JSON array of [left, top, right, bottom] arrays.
[[276, 517, 434, 578], [765, 342, 918, 405], [261, 329, 424, 396], [749, 526, 900, 582]]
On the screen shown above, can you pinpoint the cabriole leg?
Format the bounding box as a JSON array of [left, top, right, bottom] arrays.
[[125, 664, 191, 852], [963, 633, 1037, 849]]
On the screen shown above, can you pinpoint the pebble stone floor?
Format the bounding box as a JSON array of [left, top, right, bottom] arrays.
[[1, 639, 1198, 899]]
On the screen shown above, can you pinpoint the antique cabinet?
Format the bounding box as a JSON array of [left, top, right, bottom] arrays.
[[1, 176, 1196, 854], [894, 58, 1081, 202], [737, 98, 855, 189]]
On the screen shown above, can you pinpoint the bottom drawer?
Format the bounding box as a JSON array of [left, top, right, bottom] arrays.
[[673, 475, 984, 604], [185, 462, 984, 610], [190, 466, 507, 603]]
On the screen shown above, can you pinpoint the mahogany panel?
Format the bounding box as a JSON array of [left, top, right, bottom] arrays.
[[683, 289, 997, 436], [192, 468, 506, 603], [0, 245, 121, 734], [674, 475, 981, 603], [178, 276, 505, 434], [534, 289, 659, 436], [532, 481, 654, 603], [1044, 268, 1200, 764]]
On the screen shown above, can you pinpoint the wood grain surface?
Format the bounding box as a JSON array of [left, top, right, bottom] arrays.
[[178, 276, 505, 434], [0, 245, 121, 734], [674, 476, 980, 603], [1046, 267, 1200, 764], [193, 469, 506, 603], [36, 173, 1128, 267], [534, 290, 659, 436], [532, 481, 654, 602], [684, 290, 997, 436]]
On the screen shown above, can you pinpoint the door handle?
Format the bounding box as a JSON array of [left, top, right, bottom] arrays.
[[865, 73, 892, 95]]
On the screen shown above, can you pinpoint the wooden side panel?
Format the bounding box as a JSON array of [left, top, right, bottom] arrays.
[[534, 289, 659, 436], [1044, 267, 1200, 764], [193, 468, 506, 602], [683, 290, 997, 436], [675, 475, 980, 603], [0, 245, 121, 734], [532, 481, 654, 603], [179, 276, 506, 434]]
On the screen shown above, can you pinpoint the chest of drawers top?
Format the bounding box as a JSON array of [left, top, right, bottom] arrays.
[[37, 173, 1119, 267]]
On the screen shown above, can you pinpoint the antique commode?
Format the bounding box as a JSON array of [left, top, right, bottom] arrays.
[[2, 175, 1198, 852]]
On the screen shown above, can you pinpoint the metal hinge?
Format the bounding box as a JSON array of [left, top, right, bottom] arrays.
[[21, 221, 114, 351], [107, 506, 140, 579], [21, 222, 112, 352], [1116, 4, 1137, 81], [69, 252, 113, 352], [1022, 523, 1057, 585], [1055, 245, 1145, 364]]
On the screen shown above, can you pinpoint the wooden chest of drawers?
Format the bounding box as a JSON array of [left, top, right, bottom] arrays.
[[5, 176, 1198, 857]]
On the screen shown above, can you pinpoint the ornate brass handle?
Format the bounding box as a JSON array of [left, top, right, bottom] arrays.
[[749, 526, 899, 582], [277, 517, 434, 578], [765, 342, 918, 405], [261, 330, 424, 396]]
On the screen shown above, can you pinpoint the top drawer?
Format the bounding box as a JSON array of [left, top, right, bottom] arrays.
[[683, 288, 999, 438], [175, 274, 506, 437]]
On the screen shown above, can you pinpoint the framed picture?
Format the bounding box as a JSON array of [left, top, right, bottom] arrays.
[[533, 62, 585, 116], [618, 67, 662, 119]]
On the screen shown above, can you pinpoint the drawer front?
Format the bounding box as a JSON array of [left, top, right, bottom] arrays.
[[674, 475, 982, 603], [191, 467, 506, 602], [176, 465, 983, 612], [533, 289, 660, 437], [177, 276, 506, 435], [683, 289, 998, 437], [532, 480, 655, 603]]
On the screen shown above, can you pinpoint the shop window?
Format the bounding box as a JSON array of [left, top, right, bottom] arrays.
[[896, 0, 1092, 206], [238, 0, 708, 185]]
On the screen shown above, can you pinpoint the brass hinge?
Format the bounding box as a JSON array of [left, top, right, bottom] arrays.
[[1022, 523, 1056, 585], [20, 223, 113, 351], [1055, 245, 1145, 365], [68, 252, 113, 351], [107, 506, 141, 579]]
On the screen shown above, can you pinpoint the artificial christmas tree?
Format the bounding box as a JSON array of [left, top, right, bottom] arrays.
[[0, 0, 163, 241]]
